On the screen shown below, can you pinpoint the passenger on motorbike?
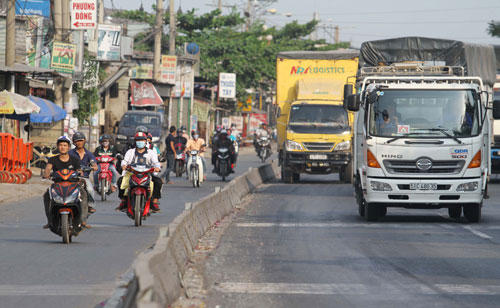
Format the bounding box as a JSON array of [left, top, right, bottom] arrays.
[[212, 129, 236, 173], [147, 133, 161, 157], [43, 136, 90, 229], [69, 132, 98, 213], [116, 132, 163, 213], [185, 130, 207, 180], [93, 134, 119, 192]]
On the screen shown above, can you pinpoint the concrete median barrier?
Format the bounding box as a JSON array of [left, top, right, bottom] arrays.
[[123, 161, 279, 308]]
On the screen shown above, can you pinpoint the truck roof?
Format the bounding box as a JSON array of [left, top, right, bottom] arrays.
[[359, 37, 497, 86], [277, 49, 359, 60]]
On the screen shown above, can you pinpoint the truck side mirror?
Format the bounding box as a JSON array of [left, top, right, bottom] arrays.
[[343, 84, 353, 107], [347, 94, 360, 112], [493, 100, 500, 120]]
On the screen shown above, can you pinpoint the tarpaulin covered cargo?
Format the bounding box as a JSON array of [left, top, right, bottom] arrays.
[[493, 45, 500, 72], [359, 37, 497, 86]]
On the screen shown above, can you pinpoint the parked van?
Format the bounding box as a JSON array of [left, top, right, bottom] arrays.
[[115, 110, 165, 153]]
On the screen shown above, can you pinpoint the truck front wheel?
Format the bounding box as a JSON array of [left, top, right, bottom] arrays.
[[463, 203, 481, 223], [365, 203, 379, 222], [281, 165, 294, 184], [344, 163, 353, 184], [448, 206, 462, 219]]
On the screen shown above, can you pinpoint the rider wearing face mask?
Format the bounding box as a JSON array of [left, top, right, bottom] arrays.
[[93, 134, 119, 192], [116, 132, 163, 212]]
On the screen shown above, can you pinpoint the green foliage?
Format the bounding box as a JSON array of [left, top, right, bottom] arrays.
[[73, 55, 101, 125], [488, 21, 500, 37], [113, 8, 350, 104]]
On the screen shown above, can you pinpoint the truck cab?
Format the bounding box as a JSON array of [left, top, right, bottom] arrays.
[[276, 50, 359, 183]]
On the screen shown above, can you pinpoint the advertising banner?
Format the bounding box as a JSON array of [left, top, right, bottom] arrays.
[[229, 115, 244, 132], [218, 73, 236, 99], [51, 42, 76, 74], [71, 0, 97, 29], [248, 113, 267, 133], [160, 55, 176, 84], [129, 64, 153, 79], [97, 24, 121, 61], [130, 80, 163, 106], [15, 0, 50, 17]]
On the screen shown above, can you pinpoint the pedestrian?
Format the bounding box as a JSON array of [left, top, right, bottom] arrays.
[[160, 126, 176, 184]]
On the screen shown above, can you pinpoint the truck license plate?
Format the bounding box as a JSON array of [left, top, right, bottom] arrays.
[[310, 154, 327, 160], [409, 183, 437, 190]]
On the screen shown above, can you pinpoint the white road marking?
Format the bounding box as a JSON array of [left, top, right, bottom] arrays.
[[463, 226, 492, 239], [0, 284, 115, 296], [215, 282, 500, 296], [235, 222, 453, 230]]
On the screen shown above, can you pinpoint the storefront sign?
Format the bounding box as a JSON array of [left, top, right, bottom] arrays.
[[130, 80, 163, 106], [51, 42, 76, 74], [160, 55, 177, 84], [71, 0, 97, 29], [97, 24, 121, 61]]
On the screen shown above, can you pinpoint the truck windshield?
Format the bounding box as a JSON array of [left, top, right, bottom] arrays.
[[288, 104, 349, 134], [122, 114, 161, 128], [368, 90, 479, 138]]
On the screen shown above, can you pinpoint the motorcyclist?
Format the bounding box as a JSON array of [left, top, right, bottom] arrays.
[[180, 125, 190, 140], [69, 132, 98, 213], [174, 128, 188, 150], [116, 132, 163, 212], [254, 123, 272, 155], [43, 136, 90, 229], [93, 134, 119, 192], [185, 130, 207, 180], [212, 129, 235, 174], [147, 133, 161, 157]]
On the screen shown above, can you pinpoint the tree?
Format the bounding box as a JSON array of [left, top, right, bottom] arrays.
[[113, 8, 349, 104], [488, 21, 500, 38]]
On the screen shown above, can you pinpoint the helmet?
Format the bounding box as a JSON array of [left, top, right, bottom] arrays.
[[72, 131, 86, 143], [134, 132, 147, 140], [231, 123, 236, 128], [191, 130, 198, 137], [216, 125, 223, 133], [180, 125, 187, 132], [99, 134, 110, 142], [57, 135, 71, 145], [147, 133, 153, 139], [135, 126, 148, 134], [177, 128, 183, 135], [220, 129, 228, 136]]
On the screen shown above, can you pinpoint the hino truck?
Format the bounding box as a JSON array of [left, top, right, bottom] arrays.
[[276, 50, 359, 183], [346, 37, 498, 222]]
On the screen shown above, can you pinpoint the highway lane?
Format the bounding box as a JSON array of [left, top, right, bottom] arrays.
[[0, 149, 273, 308], [203, 174, 500, 308]]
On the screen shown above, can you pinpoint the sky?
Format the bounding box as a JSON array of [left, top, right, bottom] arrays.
[[104, 0, 500, 48]]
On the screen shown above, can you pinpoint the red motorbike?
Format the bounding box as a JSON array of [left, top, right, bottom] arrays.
[[126, 163, 154, 226], [96, 155, 114, 201], [174, 143, 186, 177]]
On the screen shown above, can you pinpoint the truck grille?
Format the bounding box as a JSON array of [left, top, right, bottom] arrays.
[[302, 142, 335, 151], [383, 159, 465, 174]]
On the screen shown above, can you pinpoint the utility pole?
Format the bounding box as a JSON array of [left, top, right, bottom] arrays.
[[245, 0, 251, 31], [218, 0, 222, 10], [153, 0, 164, 81], [6, 0, 15, 93], [169, 0, 176, 55], [53, 0, 64, 111], [334, 25, 339, 44], [310, 12, 319, 40]]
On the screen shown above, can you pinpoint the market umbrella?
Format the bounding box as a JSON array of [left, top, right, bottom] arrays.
[[0, 90, 40, 116], [27, 95, 66, 123]]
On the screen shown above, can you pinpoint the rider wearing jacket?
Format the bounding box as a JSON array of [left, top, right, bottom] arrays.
[[212, 129, 235, 173], [93, 134, 119, 191], [69, 132, 98, 214], [116, 132, 163, 212]]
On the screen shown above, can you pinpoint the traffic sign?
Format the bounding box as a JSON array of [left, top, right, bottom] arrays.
[[71, 0, 97, 30]]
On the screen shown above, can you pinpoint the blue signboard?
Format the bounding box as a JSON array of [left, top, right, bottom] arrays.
[[16, 0, 50, 18]]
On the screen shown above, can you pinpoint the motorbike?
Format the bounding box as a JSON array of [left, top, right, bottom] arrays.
[[47, 169, 87, 244], [174, 143, 186, 178], [187, 150, 204, 188], [125, 163, 155, 226], [216, 147, 232, 181], [258, 136, 271, 163], [96, 155, 114, 201]]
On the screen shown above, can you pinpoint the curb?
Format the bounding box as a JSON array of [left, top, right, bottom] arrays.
[[114, 161, 279, 308]]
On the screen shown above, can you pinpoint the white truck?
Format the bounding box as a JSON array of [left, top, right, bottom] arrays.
[[346, 37, 499, 222]]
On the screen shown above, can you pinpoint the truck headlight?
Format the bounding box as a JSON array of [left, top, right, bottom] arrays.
[[370, 181, 392, 191], [334, 140, 351, 151], [117, 134, 127, 140], [456, 181, 478, 192], [285, 140, 303, 151]]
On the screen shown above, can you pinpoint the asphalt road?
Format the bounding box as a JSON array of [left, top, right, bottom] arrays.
[[203, 174, 500, 308], [0, 149, 273, 308]]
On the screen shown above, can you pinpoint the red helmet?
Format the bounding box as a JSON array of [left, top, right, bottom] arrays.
[[147, 133, 153, 139], [134, 132, 147, 140]]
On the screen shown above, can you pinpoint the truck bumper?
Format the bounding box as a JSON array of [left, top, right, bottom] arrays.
[[364, 177, 484, 205], [285, 151, 351, 174]]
